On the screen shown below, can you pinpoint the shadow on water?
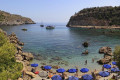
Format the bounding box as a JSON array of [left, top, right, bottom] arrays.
[[68, 27, 120, 36]]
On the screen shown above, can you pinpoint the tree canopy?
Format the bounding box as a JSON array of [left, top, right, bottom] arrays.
[[0, 29, 23, 80]]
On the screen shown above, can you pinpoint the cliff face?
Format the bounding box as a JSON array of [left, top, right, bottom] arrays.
[[0, 10, 35, 26], [67, 6, 120, 27]]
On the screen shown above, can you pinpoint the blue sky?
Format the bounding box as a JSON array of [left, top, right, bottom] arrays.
[[0, 0, 120, 23]]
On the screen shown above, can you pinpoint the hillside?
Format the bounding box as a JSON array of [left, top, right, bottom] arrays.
[[67, 6, 120, 27], [0, 10, 35, 26]]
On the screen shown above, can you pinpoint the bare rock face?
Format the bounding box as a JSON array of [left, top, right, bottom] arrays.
[[25, 71, 36, 78], [82, 42, 89, 47], [18, 78, 23, 80], [15, 54, 23, 61], [99, 47, 112, 56], [97, 46, 113, 64], [22, 52, 34, 61], [16, 45, 23, 51], [97, 56, 112, 64]]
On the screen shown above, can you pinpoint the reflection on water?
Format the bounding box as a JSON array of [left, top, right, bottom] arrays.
[[1, 24, 120, 70]]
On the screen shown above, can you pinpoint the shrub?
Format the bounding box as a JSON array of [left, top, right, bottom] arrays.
[[113, 46, 120, 68], [0, 30, 23, 80]]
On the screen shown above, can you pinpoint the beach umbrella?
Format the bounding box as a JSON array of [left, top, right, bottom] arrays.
[[111, 68, 120, 72], [57, 68, 66, 73], [103, 64, 111, 69], [82, 74, 93, 80], [68, 69, 77, 73], [99, 71, 110, 77], [44, 65, 52, 70], [112, 62, 117, 65], [51, 75, 62, 80], [31, 63, 38, 67], [80, 68, 89, 73], [39, 71, 48, 78], [68, 76, 79, 80]]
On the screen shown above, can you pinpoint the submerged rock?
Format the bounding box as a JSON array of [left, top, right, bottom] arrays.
[[66, 56, 72, 59], [58, 61, 69, 66], [51, 56, 62, 61], [52, 65, 60, 69], [41, 62, 46, 65], [33, 54, 47, 60], [82, 50, 89, 55]]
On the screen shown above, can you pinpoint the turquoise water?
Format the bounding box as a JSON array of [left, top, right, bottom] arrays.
[[1, 23, 120, 71]]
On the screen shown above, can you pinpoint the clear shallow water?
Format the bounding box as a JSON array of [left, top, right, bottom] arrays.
[[1, 23, 120, 71]]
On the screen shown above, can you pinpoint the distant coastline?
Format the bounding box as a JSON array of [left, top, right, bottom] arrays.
[[67, 6, 120, 28], [0, 10, 35, 26]]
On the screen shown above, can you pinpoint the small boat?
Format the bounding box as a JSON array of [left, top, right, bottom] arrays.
[[21, 28, 27, 31], [40, 25, 44, 27], [46, 26, 55, 29], [40, 21, 44, 27]]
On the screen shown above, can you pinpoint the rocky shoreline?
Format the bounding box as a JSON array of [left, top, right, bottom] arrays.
[[0, 10, 35, 26], [97, 46, 113, 64], [67, 25, 120, 29], [8, 32, 37, 80]]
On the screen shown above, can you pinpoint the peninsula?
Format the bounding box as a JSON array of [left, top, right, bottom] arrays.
[[0, 10, 35, 26], [67, 6, 120, 29]]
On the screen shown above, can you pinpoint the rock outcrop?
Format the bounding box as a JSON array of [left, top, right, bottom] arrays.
[[67, 6, 120, 27], [8, 32, 34, 80], [82, 42, 89, 47], [0, 10, 35, 26], [99, 46, 112, 56], [97, 46, 112, 64], [82, 50, 89, 55]]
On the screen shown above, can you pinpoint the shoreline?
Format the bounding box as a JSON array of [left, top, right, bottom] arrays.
[[67, 25, 120, 29]]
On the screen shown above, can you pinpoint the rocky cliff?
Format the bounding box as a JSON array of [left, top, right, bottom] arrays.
[[0, 10, 35, 26], [67, 6, 120, 27]]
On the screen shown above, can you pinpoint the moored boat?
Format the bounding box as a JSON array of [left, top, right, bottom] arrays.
[[46, 26, 55, 29], [40, 25, 44, 27]]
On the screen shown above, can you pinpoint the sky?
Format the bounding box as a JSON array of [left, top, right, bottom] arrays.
[[0, 0, 120, 23]]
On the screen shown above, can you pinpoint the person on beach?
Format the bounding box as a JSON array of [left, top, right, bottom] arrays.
[[92, 58, 94, 63], [75, 66, 79, 77], [94, 69, 96, 72], [102, 66, 104, 71], [85, 60, 87, 65], [31, 68, 35, 73], [22, 70, 25, 78], [61, 73, 65, 80], [48, 73, 53, 79]]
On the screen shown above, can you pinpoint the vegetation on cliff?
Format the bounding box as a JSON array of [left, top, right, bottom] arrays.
[[0, 10, 35, 26], [67, 6, 120, 27], [113, 46, 120, 68], [0, 29, 23, 80]]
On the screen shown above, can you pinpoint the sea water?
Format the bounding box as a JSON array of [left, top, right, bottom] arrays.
[[1, 23, 120, 71]]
